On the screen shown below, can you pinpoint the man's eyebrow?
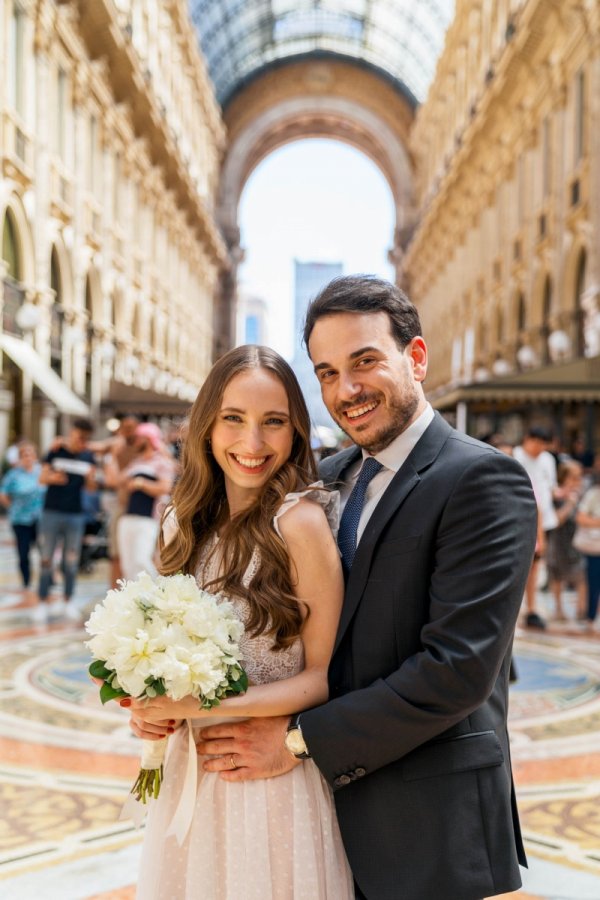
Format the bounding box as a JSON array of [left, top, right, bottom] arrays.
[[314, 346, 380, 371]]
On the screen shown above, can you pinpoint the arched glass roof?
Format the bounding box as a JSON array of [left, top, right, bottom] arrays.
[[190, 1, 455, 107]]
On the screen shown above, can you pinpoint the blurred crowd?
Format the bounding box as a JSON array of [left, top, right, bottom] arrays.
[[484, 427, 600, 633], [0, 415, 182, 624], [1, 417, 599, 635]]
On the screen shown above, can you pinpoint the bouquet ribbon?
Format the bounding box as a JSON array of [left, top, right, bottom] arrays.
[[166, 719, 198, 845], [119, 720, 197, 844]]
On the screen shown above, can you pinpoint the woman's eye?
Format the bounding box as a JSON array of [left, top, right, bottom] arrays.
[[266, 417, 286, 426], [223, 414, 242, 423]]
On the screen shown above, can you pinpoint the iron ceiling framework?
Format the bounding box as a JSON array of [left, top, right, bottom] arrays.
[[190, 0, 455, 107]]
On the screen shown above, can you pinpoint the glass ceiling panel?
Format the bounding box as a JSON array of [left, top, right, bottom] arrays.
[[189, 0, 455, 107]]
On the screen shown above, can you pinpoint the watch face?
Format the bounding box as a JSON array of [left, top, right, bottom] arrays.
[[285, 728, 308, 756]]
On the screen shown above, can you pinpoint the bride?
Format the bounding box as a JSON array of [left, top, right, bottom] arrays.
[[125, 344, 353, 899]]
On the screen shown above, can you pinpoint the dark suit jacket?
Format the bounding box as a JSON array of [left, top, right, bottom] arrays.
[[302, 413, 537, 900]]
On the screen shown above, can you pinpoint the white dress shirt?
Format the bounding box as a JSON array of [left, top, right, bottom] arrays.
[[339, 403, 435, 544]]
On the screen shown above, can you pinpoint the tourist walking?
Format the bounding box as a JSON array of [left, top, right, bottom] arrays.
[[0, 441, 45, 602], [110, 423, 175, 581], [35, 419, 96, 624], [574, 478, 600, 632]]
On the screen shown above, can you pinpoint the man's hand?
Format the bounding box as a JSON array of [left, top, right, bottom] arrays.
[[196, 716, 300, 782]]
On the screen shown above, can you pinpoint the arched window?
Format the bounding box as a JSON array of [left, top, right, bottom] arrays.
[[575, 250, 586, 357], [496, 306, 504, 344], [50, 248, 64, 376], [2, 209, 20, 280], [84, 276, 94, 399], [517, 293, 526, 334], [2, 210, 24, 335], [541, 276, 552, 364]]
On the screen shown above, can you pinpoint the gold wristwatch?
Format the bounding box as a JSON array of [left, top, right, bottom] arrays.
[[285, 714, 310, 759]]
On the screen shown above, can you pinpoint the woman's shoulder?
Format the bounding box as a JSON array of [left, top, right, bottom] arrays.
[[273, 482, 339, 541]]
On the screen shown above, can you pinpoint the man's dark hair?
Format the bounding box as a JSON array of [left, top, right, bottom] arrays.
[[526, 426, 553, 442], [302, 274, 422, 354], [72, 417, 94, 434]]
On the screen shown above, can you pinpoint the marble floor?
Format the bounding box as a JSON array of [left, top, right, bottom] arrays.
[[0, 519, 598, 900]]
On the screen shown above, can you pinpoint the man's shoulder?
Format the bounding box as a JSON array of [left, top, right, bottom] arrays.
[[318, 445, 360, 483]]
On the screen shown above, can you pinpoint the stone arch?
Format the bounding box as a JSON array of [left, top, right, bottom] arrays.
[[217, 60, 416, 294]]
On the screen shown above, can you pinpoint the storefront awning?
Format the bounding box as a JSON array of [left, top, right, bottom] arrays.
[[0, 334, 90, 416]]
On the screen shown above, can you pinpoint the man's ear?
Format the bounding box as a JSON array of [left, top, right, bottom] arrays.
[[407, 337, 428, 383]]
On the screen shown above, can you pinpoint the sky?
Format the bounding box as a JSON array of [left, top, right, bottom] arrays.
[[237, 138, 396, 360]]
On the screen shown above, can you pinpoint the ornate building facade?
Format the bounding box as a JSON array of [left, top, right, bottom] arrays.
[[0, 0, 226, 450], [404, 0, 600, 446]]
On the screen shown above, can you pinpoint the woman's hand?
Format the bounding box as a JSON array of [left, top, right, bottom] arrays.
[[121, 694, 201, 723], [129, 711, 183, 741]]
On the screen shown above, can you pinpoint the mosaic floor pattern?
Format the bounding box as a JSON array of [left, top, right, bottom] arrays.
[[0, 521, 598, 899]]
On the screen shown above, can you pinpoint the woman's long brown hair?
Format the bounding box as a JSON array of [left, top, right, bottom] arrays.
[[160, 345, 319, 649]]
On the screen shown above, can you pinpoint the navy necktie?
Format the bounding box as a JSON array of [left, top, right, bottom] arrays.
[[338, 457, 383, 571]]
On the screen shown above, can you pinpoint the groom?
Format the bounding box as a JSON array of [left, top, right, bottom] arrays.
[[146, 276, 537, 899]]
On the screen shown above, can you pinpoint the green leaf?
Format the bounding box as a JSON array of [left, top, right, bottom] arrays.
[[153, 679, 166, 696], [89, 659, 112, 679], [99, 682, 128, 704]]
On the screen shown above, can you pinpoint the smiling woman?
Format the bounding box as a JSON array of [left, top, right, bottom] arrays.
[[211, 368, 294, 514]]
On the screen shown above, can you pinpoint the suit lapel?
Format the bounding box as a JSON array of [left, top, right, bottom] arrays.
[[333, 413, 453, 653]]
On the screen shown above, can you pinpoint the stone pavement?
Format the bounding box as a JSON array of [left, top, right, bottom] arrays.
[[0, 518, 598, 899]]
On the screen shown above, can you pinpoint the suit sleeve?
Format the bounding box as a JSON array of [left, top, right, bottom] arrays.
[[301, 450, 537, 787]]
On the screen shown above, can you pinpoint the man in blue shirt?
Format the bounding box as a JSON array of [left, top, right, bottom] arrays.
[[34, 418, 96, 624]]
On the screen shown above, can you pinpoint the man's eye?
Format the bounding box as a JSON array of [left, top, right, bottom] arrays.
[[356, 357, 376, 367], [319, 370, 335, 381]]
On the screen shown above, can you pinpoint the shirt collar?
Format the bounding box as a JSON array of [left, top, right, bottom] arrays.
[[361, 403, 435, 473]]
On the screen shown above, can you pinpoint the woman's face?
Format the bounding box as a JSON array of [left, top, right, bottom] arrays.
[[210, 368, 294, 514], [18, 445, 36, 467]]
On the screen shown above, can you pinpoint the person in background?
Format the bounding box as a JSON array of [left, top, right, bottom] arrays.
[[0, 441, 45, 604], [575, 474, 600, 633], [108, 423, 175, 580], [514, 426, 558, 628], [101, 415, 140, 587], [570, 436, 594, 475], [34, 419, 96, 624], [546, 460, 586, 621]]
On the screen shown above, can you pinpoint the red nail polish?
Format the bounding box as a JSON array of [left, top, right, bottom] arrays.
[[167, 727, 174, 734], [168, 720, 176, 725], [119, 699, 131, 707]]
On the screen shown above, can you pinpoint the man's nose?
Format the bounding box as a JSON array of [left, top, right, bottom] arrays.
[[337, 371, 362, 400]]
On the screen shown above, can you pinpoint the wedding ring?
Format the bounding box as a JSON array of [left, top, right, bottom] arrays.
[[229, 754, 238, 770]]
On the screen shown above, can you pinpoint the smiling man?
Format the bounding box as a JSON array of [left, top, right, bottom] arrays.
[[154, 275, 538, 900]]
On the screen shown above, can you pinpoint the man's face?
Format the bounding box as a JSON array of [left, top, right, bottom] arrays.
[[309, 311, 427, 454], [69, 428, 90, 453], [523, 437, 547, 458], [120, 418, 139, 444]]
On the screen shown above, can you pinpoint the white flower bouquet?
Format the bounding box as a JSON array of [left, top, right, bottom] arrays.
[[85, 571, 247, 804]]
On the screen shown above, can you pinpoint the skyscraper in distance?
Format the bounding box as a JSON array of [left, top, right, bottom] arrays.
[[291, 260, 343, 431]]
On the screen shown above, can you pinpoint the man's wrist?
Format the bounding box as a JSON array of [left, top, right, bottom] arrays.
[[284, 713, 311, 759]]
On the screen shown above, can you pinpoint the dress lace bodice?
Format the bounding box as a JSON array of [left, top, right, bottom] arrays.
[[193, 483, 339, 686]]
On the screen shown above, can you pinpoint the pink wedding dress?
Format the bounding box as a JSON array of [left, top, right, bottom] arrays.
[[136, 488, 353, 899]]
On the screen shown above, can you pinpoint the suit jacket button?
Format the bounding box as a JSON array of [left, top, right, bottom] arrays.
[[335, 774, 351, 786], [355, 767, 366, 777]]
